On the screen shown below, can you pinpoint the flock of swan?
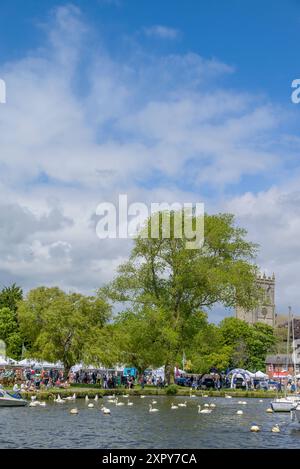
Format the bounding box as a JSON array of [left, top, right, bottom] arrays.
[[27, 391, 282, 433]]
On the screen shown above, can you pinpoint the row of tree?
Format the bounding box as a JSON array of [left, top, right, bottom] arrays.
[[0, 212, 280, 381]]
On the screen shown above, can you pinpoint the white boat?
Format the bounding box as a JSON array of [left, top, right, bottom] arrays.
[[271, 308, 299, 412], [0, 389, 27, 407], [291, 403, 300, 423], [271, 396, 299, 412]]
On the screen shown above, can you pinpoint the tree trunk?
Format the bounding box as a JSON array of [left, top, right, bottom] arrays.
[[165, 363, 175, 385]]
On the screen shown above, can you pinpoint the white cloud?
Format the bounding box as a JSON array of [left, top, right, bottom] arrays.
[[0, 5, 298, 320], [143, 25, 180, 40]]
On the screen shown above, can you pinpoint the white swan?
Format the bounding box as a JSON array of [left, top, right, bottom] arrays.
[[94, 395, 99, 402], [198, 405, 212, 414], [54, 395, 65, 403], [31, 395, 37, 401], [152, 400, 157, 404], [39, 401, 46, 407], [149, 404, 159, 413], [236, 410, 243, 415], [178, 401, 187, 407], [250, 425, 260, 432], [64, 393, 76, 401], [115, 398, 125, 406], [209, 403, 216, 408], [225, 395, 232, 399], [171, 402, 178, 409], [102, 407, 111, 415], [127, 401, 133, 406], [123, 394, 129, 398], [85, 395, 89, 402], [140, 395, 145, 399], [189, 389, 196, 398], [272, 424, 280, 433], [70, 408, 78, 414], [88, 403, 94, 408], [29, 401, 38, 407]]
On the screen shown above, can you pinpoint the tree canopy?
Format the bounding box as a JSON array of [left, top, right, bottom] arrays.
[[18, 287, 111, 372], [102, 212, 261, 382]]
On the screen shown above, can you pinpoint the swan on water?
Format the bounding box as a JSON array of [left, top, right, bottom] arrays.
[[54, 395, 65, 403], [29, 401, 38, 407], [236, 410, 243, 415], [140, 395, 145, 399], [225, 395, 232, 399], [209, 403, 216, 408], [115, 398, 125, 406], [250, 425, 260, 432], [127, 401, 133, 406], [64, 393, 76, 401], [102, 407, 111, 415], [271, 424, 280, 433], [70, 408, 79, 414], [266, 408, 273, 413], [88, 403, 94, 408], [189, 389, 196, 398], [85, 395, 89, 402], [152, 400, 157, 404], [94, 395, 99, 402], [204, 403, 210, 408], [171, 403, 178, 409], [198, 405, 212, 414], [149, 404, 159, 413], [178, 401, 187, 407]]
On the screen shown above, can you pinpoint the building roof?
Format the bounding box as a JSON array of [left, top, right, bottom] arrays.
[[265, 354, 293, 365]]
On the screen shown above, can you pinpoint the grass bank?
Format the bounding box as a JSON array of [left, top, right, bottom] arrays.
[[5, 385, 283, 400]]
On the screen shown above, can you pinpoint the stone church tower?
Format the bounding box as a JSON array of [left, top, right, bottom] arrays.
[[236, 273, 276, 327]]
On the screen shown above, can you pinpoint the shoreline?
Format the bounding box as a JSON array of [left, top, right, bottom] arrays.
[[6, 387, 284, 400]]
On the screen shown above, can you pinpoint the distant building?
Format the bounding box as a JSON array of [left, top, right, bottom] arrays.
[[265, 354, 298, 378], [236, 273, 275, 327]]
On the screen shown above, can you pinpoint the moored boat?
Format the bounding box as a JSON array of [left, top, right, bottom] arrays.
[[271, 397, 298, 412], [0, 389, 27, 407]]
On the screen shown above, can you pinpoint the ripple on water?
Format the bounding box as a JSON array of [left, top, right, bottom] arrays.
[[0, 397, 300, 448]]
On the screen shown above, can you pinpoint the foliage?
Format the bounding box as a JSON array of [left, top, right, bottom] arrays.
[[165, 384, 178, 395], [219, 317, 276, 371], [0, 284, 23, 359], [0, 284, 23, 314], [102, 211, 259, 382], [18, 287, 111, 372]]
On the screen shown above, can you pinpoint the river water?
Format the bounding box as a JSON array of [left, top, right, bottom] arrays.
[[1, 395, 300, 448]]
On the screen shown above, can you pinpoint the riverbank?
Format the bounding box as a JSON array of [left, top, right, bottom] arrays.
[[6, 385, 284, 400]]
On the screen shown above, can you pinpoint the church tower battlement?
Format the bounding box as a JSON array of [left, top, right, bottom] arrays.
[[236, 272, 275, 327]]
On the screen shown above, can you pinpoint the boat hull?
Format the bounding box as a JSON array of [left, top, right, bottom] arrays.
[[271, 400, 297, 412], [0, 398, 27, 407]]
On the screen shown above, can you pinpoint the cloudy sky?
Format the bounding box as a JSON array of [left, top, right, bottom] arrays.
[[0, 0, 300, 321]]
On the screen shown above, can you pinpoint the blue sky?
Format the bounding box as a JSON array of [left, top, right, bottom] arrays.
[[0, 1, 300, 321], [1, 0, 299, 104]]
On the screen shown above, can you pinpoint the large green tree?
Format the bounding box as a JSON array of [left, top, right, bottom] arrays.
[[0, 284, 23, 359], [18, 287, 111, 373], [103, 211, 260, 383], [219, 317, 276, 371]]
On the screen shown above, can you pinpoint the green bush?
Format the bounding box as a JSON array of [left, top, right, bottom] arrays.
[[166, 384, 178, 395]]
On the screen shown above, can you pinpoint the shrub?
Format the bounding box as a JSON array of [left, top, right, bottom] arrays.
[[166, 384, 178, 395]]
